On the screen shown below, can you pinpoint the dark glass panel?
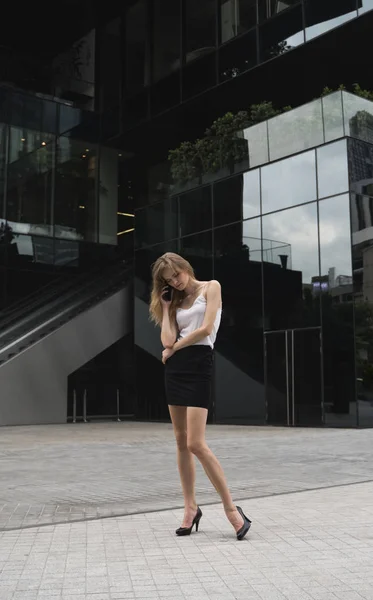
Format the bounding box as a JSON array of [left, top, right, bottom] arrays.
[[126, 1, 149, 96], [99, 147, 123, 246], [351, 192, 373, 427], [180, 230, 213, 281], [213, 170, 260, 228], [265, 331, 288, 425], [258, 0, 301, 21], [179, 186, 212, 236], [124, 90, 149, 127], [214, 220, 265, 423], [220, 0, 257, 43], [7, 133, 54, 237], [317, 140, 348, 199], [319, 194, 357, 426], [153, 0, 181, 82], [219, 29, 257, 81], [304, 0, 357, 41], [261, 150, 317, 214], [55, 137, 98, 242], [150, 72, 180, 116], [262, 202, 320, 331], [135, 198, 178, 248], [259, 4, 304, 62], [182, 53, 216, 101], [100, 18, 122, 111], [186, 0, 216, 58], [148, 161, 173, 206], [293, 328, 323, 426]]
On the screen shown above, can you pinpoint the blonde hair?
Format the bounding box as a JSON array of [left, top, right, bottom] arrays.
[[149, 252, 195, 326]]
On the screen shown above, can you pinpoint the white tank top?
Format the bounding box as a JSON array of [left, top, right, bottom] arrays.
[[176, 294, 222, 349]]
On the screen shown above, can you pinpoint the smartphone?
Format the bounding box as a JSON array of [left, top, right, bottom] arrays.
[[162, 285, 173, 302]]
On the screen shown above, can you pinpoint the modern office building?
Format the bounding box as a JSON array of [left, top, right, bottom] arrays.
[[0, 1, 373, 427]]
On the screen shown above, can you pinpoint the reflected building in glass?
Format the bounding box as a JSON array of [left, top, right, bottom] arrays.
[[134, 92, 373, 428]]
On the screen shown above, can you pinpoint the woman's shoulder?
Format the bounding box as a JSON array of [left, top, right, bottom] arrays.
[[203, 280, 221, 296]]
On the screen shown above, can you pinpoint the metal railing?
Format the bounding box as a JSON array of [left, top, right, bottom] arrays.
[[71, 388, 134, 423]]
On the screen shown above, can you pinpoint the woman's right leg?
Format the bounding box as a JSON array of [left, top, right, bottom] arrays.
[[168, 405, 198, 527]]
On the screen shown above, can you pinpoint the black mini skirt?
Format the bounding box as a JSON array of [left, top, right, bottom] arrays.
[[164, 345, 214, 409]]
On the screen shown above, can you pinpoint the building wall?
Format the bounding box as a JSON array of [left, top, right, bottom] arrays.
[[134, 134, 362, 426]]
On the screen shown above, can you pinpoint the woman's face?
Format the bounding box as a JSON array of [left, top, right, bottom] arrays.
[[162, 267, 189, 292]]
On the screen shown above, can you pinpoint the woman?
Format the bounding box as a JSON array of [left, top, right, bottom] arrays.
[[149, 252, 251, 540]]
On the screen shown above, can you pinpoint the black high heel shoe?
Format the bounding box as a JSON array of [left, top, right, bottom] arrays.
[[235, 506, 251, 541], [175, 506, 202, 536]]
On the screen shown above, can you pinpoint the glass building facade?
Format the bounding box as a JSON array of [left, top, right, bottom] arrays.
[[2, 0, 373, 426], [134, 92, 373, 428], [0, 87, 134, 310], [115, 0, 373, 126]]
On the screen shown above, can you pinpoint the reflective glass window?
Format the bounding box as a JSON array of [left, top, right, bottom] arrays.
[[244, 121, 269, 168], [219, 29, 257, 82], [101, 18, 122, 110], [179, 187, 212, 236], [186, 0, 216, 59], [319, 194, 356, 426], [322, 92, 344, 143], [213, 169, 260, 227], [261, 150, 317, 214], [268, 100, 323, 162], [348, 138, 373, 197], [359, 0, 373, 14], [135, 198, 178, 248], [7, 131, 54, 237], [55, 137, 98, 242], [183, 53, 216, 100], [258, 0, 301, 21], [126, 2, 149, 95], [153, 0, 181, 82], [351, 189, 373, 426], [343, 92, 373, 143], [262, 202, 320, 330], [220, 0, 257, 44], [213, 219, 265, 423], [181, 231, 213, 281], [317, 140, 348, 199], [304, 0, 357, 41], [259, 5, 304, 63]]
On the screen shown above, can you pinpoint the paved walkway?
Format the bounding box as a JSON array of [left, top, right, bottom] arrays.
[[0, 423, 372, 530], [0, 481, 373, 600], [0, 423, 373, 600]]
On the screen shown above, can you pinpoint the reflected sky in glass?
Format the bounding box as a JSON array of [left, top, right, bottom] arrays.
[[319, 194, 352, 278]]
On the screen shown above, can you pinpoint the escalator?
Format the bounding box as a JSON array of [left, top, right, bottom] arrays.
[[0, 259, 133, 426]]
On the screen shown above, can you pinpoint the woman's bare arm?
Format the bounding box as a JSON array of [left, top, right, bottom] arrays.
[[161, 305, 178, 348]]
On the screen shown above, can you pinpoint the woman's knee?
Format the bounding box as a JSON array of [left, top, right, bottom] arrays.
[[187, 439, 208, 457]]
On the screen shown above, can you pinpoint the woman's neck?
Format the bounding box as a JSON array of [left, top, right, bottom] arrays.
[[184, 279, 201, 297]]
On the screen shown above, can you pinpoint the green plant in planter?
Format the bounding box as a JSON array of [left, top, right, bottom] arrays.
[[169, 141, 199, 184], [202, 111, 252, 174], [249, 101, 280, 123], [168, 87, 373, 185]]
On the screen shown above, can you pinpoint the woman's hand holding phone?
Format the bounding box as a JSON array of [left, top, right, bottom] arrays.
[[161, 285, 172, 305]]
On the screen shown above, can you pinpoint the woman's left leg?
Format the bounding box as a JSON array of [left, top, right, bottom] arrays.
[[186, 407, 244, 532]]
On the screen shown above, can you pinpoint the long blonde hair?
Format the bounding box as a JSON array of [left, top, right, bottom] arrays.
[[149, 252, 195, 326]]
